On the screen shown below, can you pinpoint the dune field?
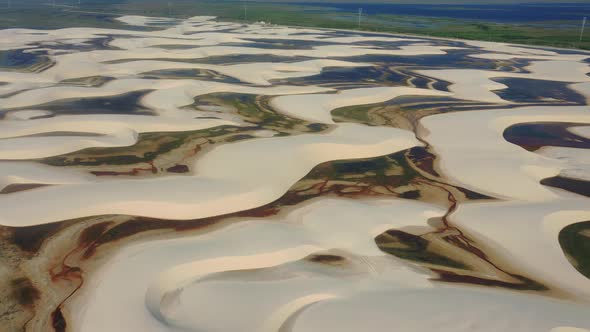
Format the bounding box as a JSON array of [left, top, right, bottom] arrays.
[[0, 14, 590, 332]]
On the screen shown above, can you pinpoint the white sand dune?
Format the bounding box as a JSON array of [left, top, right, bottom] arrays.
[[537, 146, 590, 181], [115, 15, 188, 27], [420, 104, 590, 302], [417, 60, 590, 103], [420, 106, 590, 200], [66, 198, 443, 332], [0, 162, 94, 190], [112, 59, 370, 86], [65, 197, 590, 332], [290, 288, 590, 332], [0, 115, 235, 159], [453, 199, 590, 301], [0, 77, 333, 112], [270, 87, 451, 124], [464, 40, 561, 56], [3, 109, 52, 120], [464, 39, 589, 62], [570, 126, 590, 139], [0, 123, 420, 226], [1, 57, 371, 87], [0, 21, 457, 103], [570, 82, 590, 103], [107, 33, 422, 50], [418, 68, 510, 103]]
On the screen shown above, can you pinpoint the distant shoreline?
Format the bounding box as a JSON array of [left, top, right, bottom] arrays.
[[1, 1, 589, 50]]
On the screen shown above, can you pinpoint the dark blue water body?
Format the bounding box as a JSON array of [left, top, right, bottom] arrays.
[[3, 90, 154, 116], [493, 77, 587, 105], [337, 49, 533, 73], [504, 122, 590, 151], [105, 55, 314, 65], [41, 35, 121, 53], [271, 64, 453, 91], [290, 3, 590, 23], [0, 49, 46, 70], [542, 176, 590, 198]]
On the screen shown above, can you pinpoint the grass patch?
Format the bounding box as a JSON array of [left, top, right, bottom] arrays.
[[559, 221, 590, 280]]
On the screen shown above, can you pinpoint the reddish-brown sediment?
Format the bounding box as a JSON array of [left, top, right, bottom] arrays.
[[166, 164, 190, 173], [1, 141, 548, 331], [31, 148, 512, 332], [0, 101, 563, 331], [431, 269, 547, 291]]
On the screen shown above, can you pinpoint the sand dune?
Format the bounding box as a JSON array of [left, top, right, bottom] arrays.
[[420, 106, 590, 200], [290, 288, 590, 332], [271, 87, 450, 124], [570, 126, 590, 139], [67, 198, 443, 332], [0, 124, 420, 226], [417, 60, 590, 103], [537, 146, 590, 181], [453, 199, 590, 300]]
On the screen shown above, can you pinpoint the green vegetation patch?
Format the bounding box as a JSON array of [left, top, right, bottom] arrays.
[[559, 220, 590, 280], [305, 150, 419, 187], [332, 104, 373, 125], [41, 125, 238, 166], [375, 229, 467, 269], [2, 1, 589, 50]]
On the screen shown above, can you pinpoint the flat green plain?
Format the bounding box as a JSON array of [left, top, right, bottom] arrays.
[[0, 0, 589, 50]]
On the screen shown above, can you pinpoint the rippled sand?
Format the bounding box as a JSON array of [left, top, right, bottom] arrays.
[[0, 15, 590, 332]]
